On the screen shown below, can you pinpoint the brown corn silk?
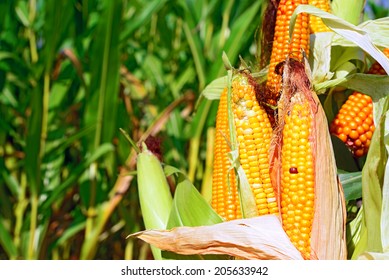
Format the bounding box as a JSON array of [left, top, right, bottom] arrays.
[[308, 0, 331, 33], [212, 73, 278, 220], [330, 48, 389, 157], [265, 0, 310, 112], [271, 58, 347, 259]]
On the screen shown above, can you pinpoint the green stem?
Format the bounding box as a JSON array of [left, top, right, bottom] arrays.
[[41, 72, 50, 158], [28, 0, 38, 63], [27, 194, 38, 259], [219, 0, 235, 49], [13, 174, 27, 259]]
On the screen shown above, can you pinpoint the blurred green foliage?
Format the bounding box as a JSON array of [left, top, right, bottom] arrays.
[[0, 0, 267, 259]]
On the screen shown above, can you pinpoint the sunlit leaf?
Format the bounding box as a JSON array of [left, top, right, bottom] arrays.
[[167, 172, 222, 228], [291, 5, 389, 74]]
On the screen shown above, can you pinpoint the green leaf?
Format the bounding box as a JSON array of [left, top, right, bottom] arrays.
[[346, 206, 363, 259], [25, 86, 43, 196], [40, 143, 115, 211], [167, 176, 222, 228], [85, 0, 122, 175], [0, 217, 18, 259], [338, 171, 362, 201], [210, 1, 263, 78], [120, 0, 167, 42]]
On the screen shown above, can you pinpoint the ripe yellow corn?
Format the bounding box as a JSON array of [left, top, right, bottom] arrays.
[[266, 0, 310, 108], [330, 49, 389, 157], [212, 73, 278, 220], [330, 93, 374, 157], [212, 88, 241, 221], [308, 0, 331, 33], [280, 95, 315, 260], [231, 74, 278, 216]]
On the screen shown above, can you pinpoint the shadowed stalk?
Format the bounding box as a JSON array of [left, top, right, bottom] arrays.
[[28, 0, 38, 63]]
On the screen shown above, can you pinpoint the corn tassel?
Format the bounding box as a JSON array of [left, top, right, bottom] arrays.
[[308, 0, 331, 33], [265, 0, 310, 109], [330, 48, 389, 157]]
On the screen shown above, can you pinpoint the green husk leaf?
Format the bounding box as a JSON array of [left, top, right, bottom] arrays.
[[381, 109, 389, 253], [136, 143, 173, 260], [201, 76, 227, 100], [309, 32, 334, 89], [167, 175, 222, 228], [164, 174, 226, 260], [346, 206, 363, 259], [332, 18, 389, 49], [201, 67, 269, 101], [228, 150, 258, 219], [291, 5, 389, 74], [331, 0, 365, 25], [352, 99, 389, 258]]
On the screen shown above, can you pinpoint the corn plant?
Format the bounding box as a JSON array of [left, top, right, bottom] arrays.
[[130, 0, 389, 260], [0, 0, 268, 259], [1, 0, 389, 260]]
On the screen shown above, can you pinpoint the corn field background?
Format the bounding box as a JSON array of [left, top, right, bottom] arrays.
[[0, 0, 388, 260]]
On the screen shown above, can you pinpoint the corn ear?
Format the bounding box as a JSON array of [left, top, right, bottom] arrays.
[[308, 0, 331, 33], [271, 58, 347, 260], [330, 49, 389, 157], [265, 0, 310, 110], [212, 71, 278, 221], [137, 142, 173, 259]]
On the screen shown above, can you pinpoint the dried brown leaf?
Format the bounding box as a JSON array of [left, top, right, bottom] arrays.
[[128, 215, 303, 260]]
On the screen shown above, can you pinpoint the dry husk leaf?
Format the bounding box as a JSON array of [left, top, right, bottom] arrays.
[[270, 57, 347, 260], [128, 215, 303, 260]]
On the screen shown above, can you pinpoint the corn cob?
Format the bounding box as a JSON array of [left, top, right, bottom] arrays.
[[280, 96, 315, 260], [273, 58, 346, 260], [212, 88, 241, 221], [330, 49, 389, 157], [231, 73, 278, 216], [265, 0, 310, 110], [212, 73, 278, 220], [308, 0, 331, 33]]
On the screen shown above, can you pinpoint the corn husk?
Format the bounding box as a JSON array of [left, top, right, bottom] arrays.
[[136, 143, 173, 260], [270, 57, 347, 260], [128, 215, 303, 260]]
